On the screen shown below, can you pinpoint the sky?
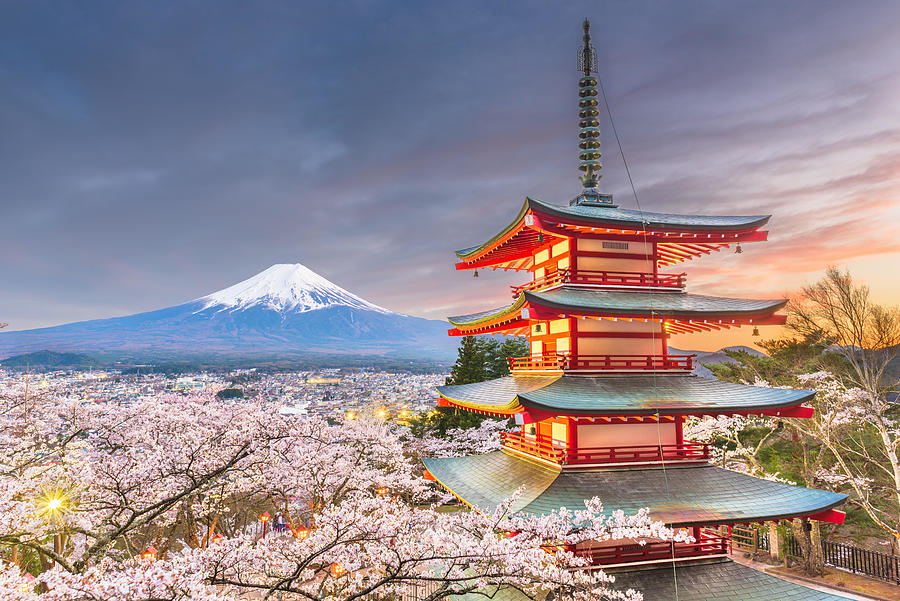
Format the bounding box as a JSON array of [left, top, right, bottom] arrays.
[[2, 1, 900, 351]]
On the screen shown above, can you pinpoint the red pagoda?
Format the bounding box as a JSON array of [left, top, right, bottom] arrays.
[[424, 20, 850, 601]]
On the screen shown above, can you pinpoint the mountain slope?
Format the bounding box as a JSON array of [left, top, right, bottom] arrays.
[[0, 264, 457, 363], [670, 345, 766, 378]]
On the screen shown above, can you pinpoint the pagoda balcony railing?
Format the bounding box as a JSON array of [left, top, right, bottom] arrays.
[[500, 432, 711, 466], [507, 353, 695, 373], [575, 530, 730, 566], [511, 268, 686, 296]]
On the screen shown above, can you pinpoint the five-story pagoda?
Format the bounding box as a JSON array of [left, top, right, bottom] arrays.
[[425, 20, 851, 601]]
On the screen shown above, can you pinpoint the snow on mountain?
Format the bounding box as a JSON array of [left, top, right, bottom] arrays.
[[0, 263, 456, 363], [197, 264, 391, 314]]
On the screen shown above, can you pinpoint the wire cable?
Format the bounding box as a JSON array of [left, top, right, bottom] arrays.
[[597, 75, 681, 600]]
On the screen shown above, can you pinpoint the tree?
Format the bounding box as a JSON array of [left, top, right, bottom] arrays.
[[689, 337, 850, 576], [445, 336, 487, 386], [445, 336, 529, 386], [787, 267, 900, 545], [0, 389, 678, 601]]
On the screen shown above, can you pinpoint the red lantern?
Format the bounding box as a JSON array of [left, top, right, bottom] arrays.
[[295, 525, 310, 540], [142, 545, 157, 560]]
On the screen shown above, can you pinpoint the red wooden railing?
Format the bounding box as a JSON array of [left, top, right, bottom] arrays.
[[576, 531, 730, 565], [511, 268, 686, 295], [507, 353, 695, 373], [500, 432, 711, 466]]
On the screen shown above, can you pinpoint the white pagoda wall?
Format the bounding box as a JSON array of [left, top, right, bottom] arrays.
[[574, 318, 665, 356], [577, 422, 677, 448]]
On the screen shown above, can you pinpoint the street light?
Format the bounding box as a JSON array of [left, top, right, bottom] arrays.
[[294, 525, 309, 540], [142, 546, 157, 560], [259, 512, 271, 538]]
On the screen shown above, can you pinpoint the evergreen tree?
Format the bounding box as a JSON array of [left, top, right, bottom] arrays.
[[444, 336, 487, 385]]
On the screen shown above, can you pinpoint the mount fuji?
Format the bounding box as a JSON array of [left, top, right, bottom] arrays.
[[0, 264, 458, 365]]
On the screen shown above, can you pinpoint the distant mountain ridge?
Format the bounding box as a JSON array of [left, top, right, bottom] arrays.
[[670, 345, 766, 378], [0, 264, 457, 363]]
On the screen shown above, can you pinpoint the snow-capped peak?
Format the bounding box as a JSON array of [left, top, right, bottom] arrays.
[[196, 264, 392, 314]]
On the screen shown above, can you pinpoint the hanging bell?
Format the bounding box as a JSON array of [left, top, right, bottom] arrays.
[[735, 244, 743, 254], [752, 327, 760, 337], [473, 270, 479, 278]]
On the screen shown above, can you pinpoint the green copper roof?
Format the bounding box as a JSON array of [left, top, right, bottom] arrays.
[[450, 559, 851, 601], [609, 558, 853, 601], [456, 197, 771, 259], [437, 374, 814, 415], [448, 288, 785, 326], [423, 452, 846, 526]]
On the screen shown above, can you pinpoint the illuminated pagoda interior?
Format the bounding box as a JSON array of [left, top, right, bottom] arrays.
[[425, 20, 850, 601]]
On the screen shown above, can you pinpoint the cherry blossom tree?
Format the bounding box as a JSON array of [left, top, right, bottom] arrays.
[[0, 388, 677, 600]]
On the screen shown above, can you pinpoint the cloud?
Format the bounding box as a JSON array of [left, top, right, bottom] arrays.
[[2, 0, 900, 342]]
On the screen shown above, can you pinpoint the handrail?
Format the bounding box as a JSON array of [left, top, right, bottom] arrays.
[[576, 532, 729, 565], [507, 353, 695, 373], [511, 268, 686, 295], [500, 432, 711, 466]]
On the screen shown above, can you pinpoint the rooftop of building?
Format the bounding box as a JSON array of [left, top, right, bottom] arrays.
[[437, 374, 813, 416], [424, 451, 846, 527]]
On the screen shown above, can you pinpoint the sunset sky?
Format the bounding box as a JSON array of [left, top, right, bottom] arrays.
[[2, 1, 899, 351]]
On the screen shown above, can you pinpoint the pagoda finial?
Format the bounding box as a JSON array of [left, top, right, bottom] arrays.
[[574, 19, 613, 206], [579, 19, 597, 76]]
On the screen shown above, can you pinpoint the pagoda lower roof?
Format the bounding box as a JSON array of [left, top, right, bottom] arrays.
[[436, 374, 814, 416], [448, 288, 786, 328], [423, 451, 846, 527], [609, 558, 852, 601], [456, 198, 771, 260], [452, 558, 851, 601]]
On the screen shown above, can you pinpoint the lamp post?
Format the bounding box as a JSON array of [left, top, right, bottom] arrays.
[[259, 512, 271, 538]]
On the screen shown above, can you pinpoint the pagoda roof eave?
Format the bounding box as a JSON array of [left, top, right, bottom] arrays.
[[437, 374, 815, 416], [452, 559, 853, 601], [454, 197, 771, 267], [447, 288, 787, 329], [423, 452, 846, 527]]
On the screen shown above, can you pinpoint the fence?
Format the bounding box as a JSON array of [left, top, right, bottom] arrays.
[[782, 533, 900, 585], [730, 525, 768, 553]]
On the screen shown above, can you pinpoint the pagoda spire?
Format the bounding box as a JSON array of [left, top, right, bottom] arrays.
[[574, 19, 613, 206]]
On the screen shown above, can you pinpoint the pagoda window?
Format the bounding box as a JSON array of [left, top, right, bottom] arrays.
[[523, 423, 537, 439], [574, 238, 655, 274], [577, 422, 677, 448], [549, 319, 569, 334], [551, 240, 570, 257], [550, 421, 567, 447], [575, 319, 665, 356], [530, 340, 543, 357]]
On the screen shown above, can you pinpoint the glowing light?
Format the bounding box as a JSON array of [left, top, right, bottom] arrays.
[[377, 409, 386, 417], [259, 512, 270, 523]]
